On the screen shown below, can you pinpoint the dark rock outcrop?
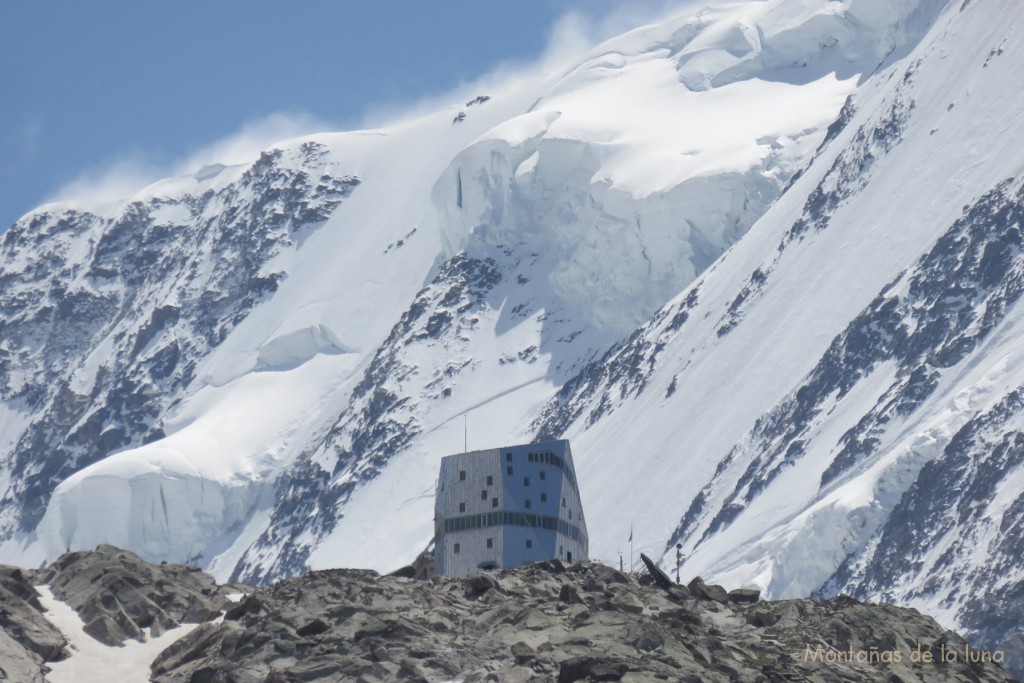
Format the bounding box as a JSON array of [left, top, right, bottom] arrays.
[[0, 547, 1013, 682], [41, 544, 245, 646], [0, 565, 66, 682], [147, 559, 1015, 682]]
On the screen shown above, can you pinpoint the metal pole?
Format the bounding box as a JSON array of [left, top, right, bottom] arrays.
[[676, 543, 683, 584], [464, 414, 467, 453]]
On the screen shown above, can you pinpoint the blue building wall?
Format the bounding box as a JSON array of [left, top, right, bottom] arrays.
[[434, 439, 588, 576]]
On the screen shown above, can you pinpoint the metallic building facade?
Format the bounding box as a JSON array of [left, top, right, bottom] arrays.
[[434, 440, 588, 577]]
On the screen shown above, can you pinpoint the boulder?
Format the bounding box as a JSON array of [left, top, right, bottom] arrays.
[[728, 588, 761, 605], [558, 583, 583, 604], [687, 576, 729, 604]]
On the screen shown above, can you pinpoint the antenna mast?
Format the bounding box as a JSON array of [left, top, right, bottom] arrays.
[[464, 414, 467, 453]]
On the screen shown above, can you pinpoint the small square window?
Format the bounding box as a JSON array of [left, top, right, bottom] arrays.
[[523, 477, 530, 487], [459, 470, 466, 481], [526, 539, 533, 549], [454, 543, 461, 554], [459, 502, 465, 513], [525, 499, 532, 509], [486, 538, 493, 549], [540, 471, 546, 480], [481, 490, 487, 500], [541, 493, 547, 503], [507, 466, 513, 475], [492, 497, 498, 508], [486, 475, 493, 486]]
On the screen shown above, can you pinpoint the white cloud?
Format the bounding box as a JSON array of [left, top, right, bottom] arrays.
[[357, 0, 705, 129], [43, 1, 704, 210], [43, 156, 165, 209], [171, 111, 331, 175], [44, 111, 329, 209]]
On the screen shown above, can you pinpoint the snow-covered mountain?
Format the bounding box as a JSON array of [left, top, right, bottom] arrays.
[[2, 0, 1023, 668]]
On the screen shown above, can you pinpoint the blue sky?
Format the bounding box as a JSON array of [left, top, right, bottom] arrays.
[[1, 1, 679, 228]]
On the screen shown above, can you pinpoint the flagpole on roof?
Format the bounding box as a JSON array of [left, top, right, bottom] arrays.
[[629, 524, 633, 574]]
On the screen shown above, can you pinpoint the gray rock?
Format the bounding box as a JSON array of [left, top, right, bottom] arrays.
[[728, 588, 761, 604], [511, 641, 535, 664], [640, 552, 675, 589], [296, 617, 330, 637], [558, 655, 628, 682], [42, 545, 242, 646], [688, 576, 730, 604], [0, 562, 66, 680], [558, 583, 582, 604], [464, 572, 501, 598], [8, 548, 981, 683]]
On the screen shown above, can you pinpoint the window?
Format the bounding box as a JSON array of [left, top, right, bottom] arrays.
[[562, 497, 566, 507], [506, 452, 512, 461], [507, 466, 513, 475], [540, 471, 546, 481], [486, 475, 493, 486], [525, 499, 532, 509], [492, 497, 498, 508], [541, 493, 547, 503], [568, 510, 572, 520], [459, 502, 465, 513], [486, 538, 493, 549], [454, 543, 461, 554], [526, 539, 533, 549], [523, 477, 530, 487], [459, 470, 466, 481], [481, 490, 487, 500]]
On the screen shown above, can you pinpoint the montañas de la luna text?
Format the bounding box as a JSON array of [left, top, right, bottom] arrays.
[[803, 643, 1005, 665]]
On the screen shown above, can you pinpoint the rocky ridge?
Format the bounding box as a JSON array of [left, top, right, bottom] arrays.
[[152, 558, 1013, 682], [40, 544, 245, 647], [0, 564, 62, 682], [0, 545, 244, 681], [0, 546, 1016, 681]]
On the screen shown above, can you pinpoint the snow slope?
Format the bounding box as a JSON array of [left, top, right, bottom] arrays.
[[2, 0, 907, 582], [534, 0, 1024, 665], [36, 585, 200, 683]]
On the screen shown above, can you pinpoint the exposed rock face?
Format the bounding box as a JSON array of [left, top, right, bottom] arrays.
[[149, 559, 1015, 683], [41, 544, 243, 646], [0, 547, 1014, 681], [0, 140, 358, 544], [0, 565, 65, 682]]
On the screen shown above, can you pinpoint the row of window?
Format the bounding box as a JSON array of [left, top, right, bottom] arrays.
[[459, 493, 562, 513], [460, 497, 499, 511], [521, 472, 546, 485], [453, 537, 533, 554], [457, 461, 572, 491], [527, 450, 579, 491], [440, 510, 585, 542], [459, 470, 497, 486]]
